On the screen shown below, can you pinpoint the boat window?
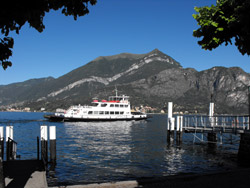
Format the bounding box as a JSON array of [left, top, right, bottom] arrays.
[[115, 111, 119, 115], [101, 103, 107, 107], [120, 111, 124, 114], [99, 111, 104, 115], [92, 103, 98, 107], [120, 105, 124, 108], [110, 111, 114, 114], [125, 105, 128, 108], [110, 104, 114, 107], [115, 104, 119, 107], [105, 111, 109, 115], [88, 111, 93, 114], [94, 111, 98, 115]]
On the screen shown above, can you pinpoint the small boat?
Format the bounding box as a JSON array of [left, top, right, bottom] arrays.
[[44, 91, 148, 122]]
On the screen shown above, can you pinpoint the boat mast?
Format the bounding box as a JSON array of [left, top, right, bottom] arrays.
[[115, 86, 118, 98]]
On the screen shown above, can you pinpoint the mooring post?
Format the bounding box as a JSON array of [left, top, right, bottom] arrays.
[[0, 127, 3, 160], [0, 157, 4, 188], [238, 130, 250, 165], [248, 117, 250, 130], [208, 102, 217, 143], [167, 102, 175, 143], [49, 126, 56, 163], [209, 102, 215, 126], [176, 116, 183, 144], [0, 126, 4, 188], [40, 125, 48, 164], [6, 126, 13, 161], [37, 136, 39, 160], [5, 126, 13, 142]]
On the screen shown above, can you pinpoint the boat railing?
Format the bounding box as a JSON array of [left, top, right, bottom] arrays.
[[109, 95, 129, 101]]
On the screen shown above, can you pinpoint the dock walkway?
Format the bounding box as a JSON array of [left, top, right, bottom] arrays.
[[3, 160, 47, 188], [181, 115, 249, 134]]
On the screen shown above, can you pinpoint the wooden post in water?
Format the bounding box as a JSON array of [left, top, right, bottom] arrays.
[[176, 116, 183, 144], [167, 102, 175, 143], [6, 126, 13, 142], [37, 136, 40, 160], [49, 126, 56, 163], [238, 130, 250, 165], [6, 126, 13, 161], [208, 103, 217, 143], [0, 126, 4, 188], [40, 125, 48, 164], [0, 127, 3, 160], [0, 157, 4, 188], [209, 102, 215, 126]]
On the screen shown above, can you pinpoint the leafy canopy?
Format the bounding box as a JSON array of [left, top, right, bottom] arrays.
[[193, 0, 250, 56], [0, 0, 97, 70]]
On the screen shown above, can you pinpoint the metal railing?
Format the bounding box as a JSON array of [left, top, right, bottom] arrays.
[[6, 137, 17, 161], [181, 115, 249, 134]]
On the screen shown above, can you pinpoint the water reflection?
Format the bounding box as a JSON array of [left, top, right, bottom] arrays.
[[63, 121, 134, 162], [164, 146, 185, 174], [54, 121, 142, 184]]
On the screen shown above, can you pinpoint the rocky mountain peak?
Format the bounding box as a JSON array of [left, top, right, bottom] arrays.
[[140, 49, 181, 68], [148, 48, 161, 54]]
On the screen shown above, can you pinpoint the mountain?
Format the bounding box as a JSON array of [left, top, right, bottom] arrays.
[[0, 49, 249, 114], [0, 77, 55, 106]]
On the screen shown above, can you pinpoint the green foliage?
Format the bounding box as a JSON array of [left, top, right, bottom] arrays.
[[0, 37, 13, 69], [0, 0, 97, 70], [193, 0, 250, 55]]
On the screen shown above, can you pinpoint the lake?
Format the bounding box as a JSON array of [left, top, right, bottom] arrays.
[[0, 112, 240, 186]]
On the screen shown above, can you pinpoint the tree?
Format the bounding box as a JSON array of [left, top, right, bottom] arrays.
[[0, 0, 97, 70], [193, 0, 250, 56]]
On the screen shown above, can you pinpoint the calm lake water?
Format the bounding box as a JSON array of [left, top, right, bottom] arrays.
[[0, 112, 240, 186]]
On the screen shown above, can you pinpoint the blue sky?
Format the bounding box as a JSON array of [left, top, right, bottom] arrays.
[[0, 0, 249, 85]]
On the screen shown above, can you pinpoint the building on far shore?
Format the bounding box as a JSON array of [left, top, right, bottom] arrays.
[[23, 107, 30, 112]]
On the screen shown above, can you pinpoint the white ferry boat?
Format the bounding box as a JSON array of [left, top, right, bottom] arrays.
[[44, 92, 147, 122]]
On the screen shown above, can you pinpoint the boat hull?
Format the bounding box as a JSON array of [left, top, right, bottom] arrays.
[[44, 114, 148, 122], [43, 114, 65, 122]]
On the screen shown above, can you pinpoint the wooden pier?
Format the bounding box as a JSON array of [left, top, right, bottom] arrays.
[[167, 102, 250, 143], [182, 115, 249, 134], [167, 102, 250, 164], [0, 125, 57, 187]]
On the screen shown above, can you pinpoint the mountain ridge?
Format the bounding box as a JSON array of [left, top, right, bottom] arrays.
[[0, 49, 249, 114]]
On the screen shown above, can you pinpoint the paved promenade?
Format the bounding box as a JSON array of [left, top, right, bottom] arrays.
[[3, 160, 47, 188], [49, 168, 250, 188]]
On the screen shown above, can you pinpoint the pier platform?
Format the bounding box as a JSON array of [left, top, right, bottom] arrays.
[[3, 160, 47, 188]]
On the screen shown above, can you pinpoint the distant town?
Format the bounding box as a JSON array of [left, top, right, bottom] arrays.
[[1, 105, 190, 114]]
